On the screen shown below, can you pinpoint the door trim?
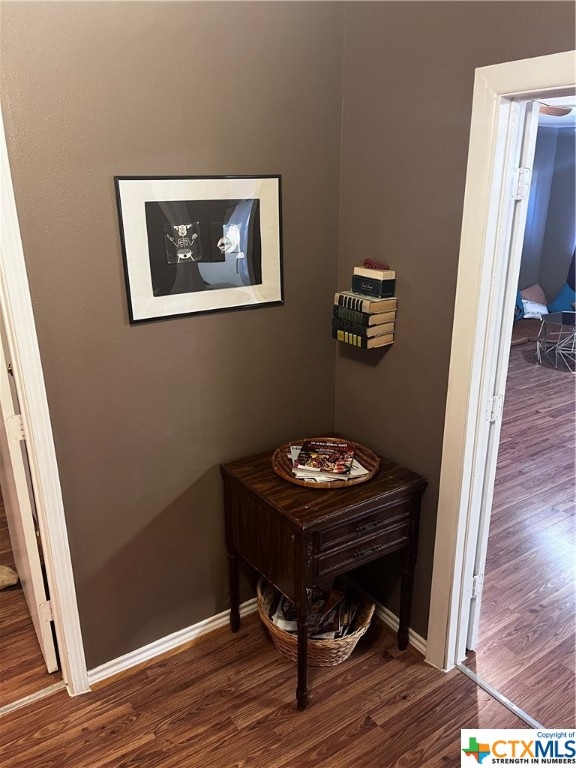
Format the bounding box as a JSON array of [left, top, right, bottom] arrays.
[[425, 50, 576, 671], [0, 110, 89, 695], [463, 100, 541, 654]]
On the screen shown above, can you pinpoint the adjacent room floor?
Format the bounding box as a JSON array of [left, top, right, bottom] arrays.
[[462, 342, 575, 727], [0, 489, 62, 711]]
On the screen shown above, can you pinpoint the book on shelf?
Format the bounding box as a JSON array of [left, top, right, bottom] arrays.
[[332, 328, 394, 349], [351, 274, 396, 299], [333, 304, 397, 327], [293, 439, 355, 476], [332, 317, 395, 339], [335, 292, 398, 314], [353, 266, 396, 281]]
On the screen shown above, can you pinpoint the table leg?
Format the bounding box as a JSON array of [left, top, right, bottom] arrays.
[[399, 546, 415, 651], [296, 612, 308, 710], [228, 550, 240, 633]]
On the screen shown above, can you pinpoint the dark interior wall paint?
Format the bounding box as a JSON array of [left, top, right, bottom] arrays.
[[336, 1, 575, 637], [0, 1, 343, 668], [1, 0, 574, 669]]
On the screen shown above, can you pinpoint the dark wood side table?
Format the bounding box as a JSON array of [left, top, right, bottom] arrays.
[[221, 446, 427, 710]]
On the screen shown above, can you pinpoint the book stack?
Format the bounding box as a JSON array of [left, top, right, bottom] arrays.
[[288, 439, 370, 484], [332, 260, 397, 349]]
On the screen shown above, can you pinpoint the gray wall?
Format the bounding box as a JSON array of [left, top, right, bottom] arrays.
[[1, 1, 343, 667], [520, 127, 576, 299], [520, 129, 559, 291], [540, 129, 576, 300], [1, 1, 574, 666], [336, 2, 575, 636]]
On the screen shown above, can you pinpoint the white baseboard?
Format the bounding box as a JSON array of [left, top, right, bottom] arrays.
[[373, 601, 427, 657], [87, 598, 258, 687], [87, 595, 426, 688]]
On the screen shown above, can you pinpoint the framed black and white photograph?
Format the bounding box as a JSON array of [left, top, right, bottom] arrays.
[[114, 175, 283, 323]]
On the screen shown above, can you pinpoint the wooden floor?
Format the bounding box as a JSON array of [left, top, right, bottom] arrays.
[[0, 613, 528, 768], [463, 344, 575, 727], [0, 343, 573, 761], [0, 489, 61, 710]]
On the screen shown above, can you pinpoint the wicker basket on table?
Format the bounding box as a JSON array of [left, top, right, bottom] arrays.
[[256, 579, 375, 667]]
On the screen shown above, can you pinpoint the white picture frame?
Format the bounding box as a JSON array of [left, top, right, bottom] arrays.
[[115, 175, 283, 323]]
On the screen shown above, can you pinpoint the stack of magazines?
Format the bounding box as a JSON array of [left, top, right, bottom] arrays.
[[288, 439, 369, 483], [271, 583, 362, 640]]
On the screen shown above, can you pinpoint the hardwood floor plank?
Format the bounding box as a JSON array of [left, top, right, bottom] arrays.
[[99, 718, 240, 768], [508, 650, 576, 727], [1, 703, 157, 768]]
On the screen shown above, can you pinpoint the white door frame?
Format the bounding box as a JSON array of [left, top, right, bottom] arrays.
[[425, 50, 576, 672], [0, 110, 89, 695], [463, 99, 544, 654]]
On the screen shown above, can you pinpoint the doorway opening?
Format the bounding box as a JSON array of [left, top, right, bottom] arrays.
[[426, 50, 576, 724], [0, 481, 65, 713], [459, 98, 575, 727], [0, 108, 89, 704], [0, 303, 64, 712]]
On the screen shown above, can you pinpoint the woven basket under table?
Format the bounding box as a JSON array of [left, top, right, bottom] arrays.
[[256, 579, 375, 667]]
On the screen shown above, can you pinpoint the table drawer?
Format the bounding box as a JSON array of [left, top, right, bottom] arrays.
[[317, 500, 410, 552], [315, 521, 409, 577]]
